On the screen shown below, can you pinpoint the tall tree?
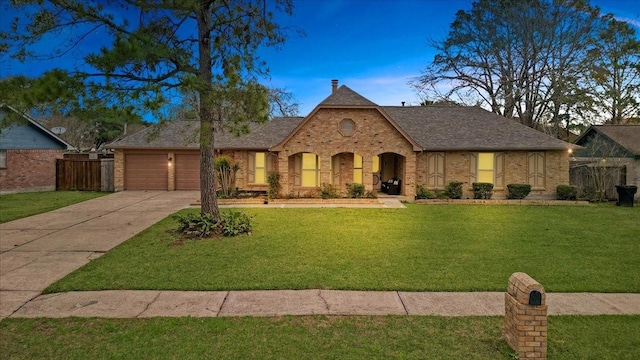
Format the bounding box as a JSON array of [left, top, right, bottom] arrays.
[[2, 0, 293, 219], [584, 17, 640, 124], [412, 0, 603, 131]]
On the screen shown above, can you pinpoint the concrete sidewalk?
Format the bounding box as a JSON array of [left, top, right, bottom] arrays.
[[0, 191, 198, 318], [9, 290, 640, 318]]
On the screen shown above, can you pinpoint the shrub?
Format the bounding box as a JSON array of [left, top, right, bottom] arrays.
[[320, 183, 340, 199], [346, 183, 366, 198], [444, 181, 463, 199], [416, 184, 435, 199], [365, 190, 378, 199], [215, 156, 240, 198], [267, 171, 281, 199], [507, 184, 532, 199], [557, 184, 578, 200], [175, 211, 252, 238], [472, 182, 494, 199]]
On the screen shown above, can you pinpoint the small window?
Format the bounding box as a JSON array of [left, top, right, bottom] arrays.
[[353, 154, 363, 184], [302, 153, 320, 187], [0, 150, 6, 169], [339, 118, 355, 136]]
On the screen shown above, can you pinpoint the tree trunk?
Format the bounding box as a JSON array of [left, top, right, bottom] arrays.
[[197, 0, 220, 220]]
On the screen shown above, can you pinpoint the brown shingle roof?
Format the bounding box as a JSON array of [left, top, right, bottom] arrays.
[[318, 85, 378, 107], [382, 106, 578, 151], [109, 117, 304, 149], [589, 125, 640, 155]]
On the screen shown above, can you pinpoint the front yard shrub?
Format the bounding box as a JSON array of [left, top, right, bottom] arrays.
[[174, 211, 252, 238], [346, 183, 365, 198], [557, 184, 578, 200], [320, 183, 340, 199], [215, 156, 240, 198], [416, 184, 435, 199], [364, 190, 378, 199], [507, 184, 532, 199], [444, 181, 463, 199], [472, 182, 494, 199], [267, 171, 281, 199]]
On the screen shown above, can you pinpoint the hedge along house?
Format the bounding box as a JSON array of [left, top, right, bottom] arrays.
[[0, 104, 75, 194], [109, 80, 579, 199]]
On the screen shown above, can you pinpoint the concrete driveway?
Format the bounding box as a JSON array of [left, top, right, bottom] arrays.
[[0, 191, 198, 318]]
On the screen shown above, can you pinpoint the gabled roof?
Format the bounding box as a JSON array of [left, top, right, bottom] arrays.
[[108, 117, 304, 150], [0, 104, 75, 150], [383, 106, 578, 151], [318, 85, 378, 107], [575, 125, 640, 155], [108, 83, 579, 153]]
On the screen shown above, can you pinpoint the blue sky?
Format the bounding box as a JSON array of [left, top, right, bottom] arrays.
[[263, 0, 640, 115], [1, 0, 639, 118]]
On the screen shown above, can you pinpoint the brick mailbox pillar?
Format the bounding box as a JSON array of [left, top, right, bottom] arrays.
[[504, 272, 547, 360]]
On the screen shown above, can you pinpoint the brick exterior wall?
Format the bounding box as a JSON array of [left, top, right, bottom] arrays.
[[0, 149, 64, 193], [114, 149, 125, 191], [277, 108, 417, 197], [416, 150, 569, 199]]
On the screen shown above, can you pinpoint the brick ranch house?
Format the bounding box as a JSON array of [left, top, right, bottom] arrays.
[[0, 104, 74, 194], [109, 81, 579, 199]]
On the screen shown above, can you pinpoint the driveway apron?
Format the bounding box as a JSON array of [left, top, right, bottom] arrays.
[[0, 191, 197, 318]]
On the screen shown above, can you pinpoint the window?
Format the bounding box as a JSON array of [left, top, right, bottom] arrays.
[[470, 152, 504, 188], [301, 153, 320, 187], [339, 118, 355, 136], [353, 154, 363, 184], [478, 153, 494, 183], [528, 152, 546, 189], [372, 155, 380, 173], [427, 152, 445, 188], [0, 150, 6, 169], [248, 152, 274, 184]]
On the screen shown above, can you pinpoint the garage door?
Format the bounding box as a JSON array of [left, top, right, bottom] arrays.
[[125, 153, 168, 190], [175, 153, 200, 190]]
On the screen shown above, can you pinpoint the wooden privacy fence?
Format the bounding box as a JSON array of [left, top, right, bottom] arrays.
[[56, 158, 114, 192]]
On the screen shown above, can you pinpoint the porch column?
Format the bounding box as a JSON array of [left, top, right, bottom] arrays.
[[405, 153, 417, 197], [320, 154, 331, 186], [277, 152, 289, 196], [363, 155, 373, 191]]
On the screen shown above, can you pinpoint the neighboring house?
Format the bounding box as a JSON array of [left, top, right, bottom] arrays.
[[0, 104, 75, 193], [571, 125, 640, 200], [109, 81, 578, 199]]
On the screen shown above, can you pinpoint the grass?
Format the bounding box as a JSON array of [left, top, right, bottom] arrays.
[[46, 203, 640, 293], [1, 315, 638, 359], [0, 191, 108, 223]]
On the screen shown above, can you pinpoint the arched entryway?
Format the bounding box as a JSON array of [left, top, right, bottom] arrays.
[[378, 152, 405, 195]]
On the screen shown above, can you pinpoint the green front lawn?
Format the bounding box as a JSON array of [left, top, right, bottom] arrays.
[[0, 191, 108, 223], [46, 204, 640, 293], [1, 315, 638, 359]]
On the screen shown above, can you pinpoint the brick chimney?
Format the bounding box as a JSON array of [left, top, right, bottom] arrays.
[[331, 79, 338, 93]]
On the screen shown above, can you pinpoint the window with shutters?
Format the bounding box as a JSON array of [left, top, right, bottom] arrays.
[[470, 152, 504, 188], [427, 152, 445, 188], [248, 152, 274, 184], [528, 152, 546, 189], [297, 152, 320, 187]]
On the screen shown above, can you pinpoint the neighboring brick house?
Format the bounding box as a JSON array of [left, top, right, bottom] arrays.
[[109, 81, 578, 199], [0, 105, 74, 193], [571, 125, 640, 200]]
